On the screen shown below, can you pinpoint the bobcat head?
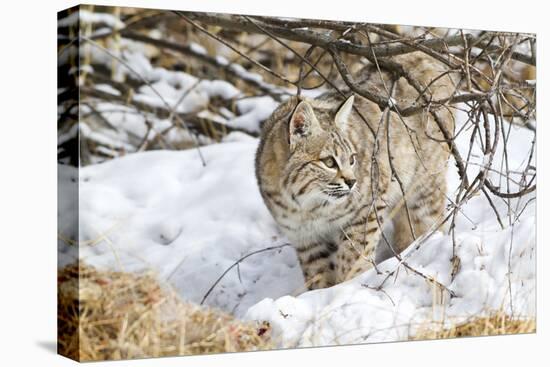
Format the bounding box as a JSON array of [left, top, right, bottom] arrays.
[[284, 95, 359, 205]]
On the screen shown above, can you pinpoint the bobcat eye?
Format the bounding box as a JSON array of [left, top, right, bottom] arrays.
[[322, 156, 337, 168], [350, 154, 357, 165]]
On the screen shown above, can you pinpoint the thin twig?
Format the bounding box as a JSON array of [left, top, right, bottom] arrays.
[[200, 243, 291, 305]]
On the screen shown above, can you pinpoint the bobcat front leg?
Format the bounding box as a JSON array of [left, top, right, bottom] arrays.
[[295, 242, 338, 290], [335, 207, 385, 283]]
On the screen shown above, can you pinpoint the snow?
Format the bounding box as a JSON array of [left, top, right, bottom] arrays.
[[58, 11, 80, 27], [65, 133, 303, 316], [84, 42, 280, 142], [94, 83, 121, 96], [189, 42, 207, 55], [57, 123, 78, 146], [246, 202, 534, 347], [214, 54, 289, 97], [75, 34, 287, 164], [215, 55, 230, 66], [198, 80, 241, 100], [79, 122, 135, 151], [73, 14, 317, 166], [59, 101, 536, 347], [58, 9, 125, 29], [80, 10, 125, 29], [131, 76, 241, 113], [229, 97, 280, 133]]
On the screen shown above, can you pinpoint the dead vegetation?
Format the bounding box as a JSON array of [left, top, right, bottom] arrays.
[[57, 262, 272, 361], [411, 311, 535, 341]]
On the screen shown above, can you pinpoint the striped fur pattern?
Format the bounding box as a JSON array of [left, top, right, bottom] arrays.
[[255, 52, 455, 290]]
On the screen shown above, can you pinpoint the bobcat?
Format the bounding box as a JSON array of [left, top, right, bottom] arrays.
[[255, 52, 455, 290]]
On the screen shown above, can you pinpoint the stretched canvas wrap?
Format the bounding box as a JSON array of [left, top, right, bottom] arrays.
[[57, 4, 537, 362]]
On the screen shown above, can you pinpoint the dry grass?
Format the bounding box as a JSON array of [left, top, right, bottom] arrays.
[[58, 262, 272, 362], [57, 262, 535, 362], [411, 312, 535, 341]]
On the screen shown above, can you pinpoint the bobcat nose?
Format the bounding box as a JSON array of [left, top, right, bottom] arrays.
[[344, 178, 356, 189]]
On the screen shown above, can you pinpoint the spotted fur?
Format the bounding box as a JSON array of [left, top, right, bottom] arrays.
[[256, 52, 455, 290]]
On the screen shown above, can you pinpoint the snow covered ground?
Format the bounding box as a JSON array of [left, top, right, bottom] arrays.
[[60, 132, 303, 316], [58, 105, 536, 347]]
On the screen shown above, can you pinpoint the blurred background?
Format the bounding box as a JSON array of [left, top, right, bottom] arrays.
[[58, 5, 535, 166]]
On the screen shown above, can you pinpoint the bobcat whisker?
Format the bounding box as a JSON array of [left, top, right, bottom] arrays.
[[321, 188, 351, 198]]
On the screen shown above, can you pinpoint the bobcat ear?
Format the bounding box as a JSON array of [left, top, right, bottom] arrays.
[[335, 95, 355, 130], [289, 101, 321, 148]]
